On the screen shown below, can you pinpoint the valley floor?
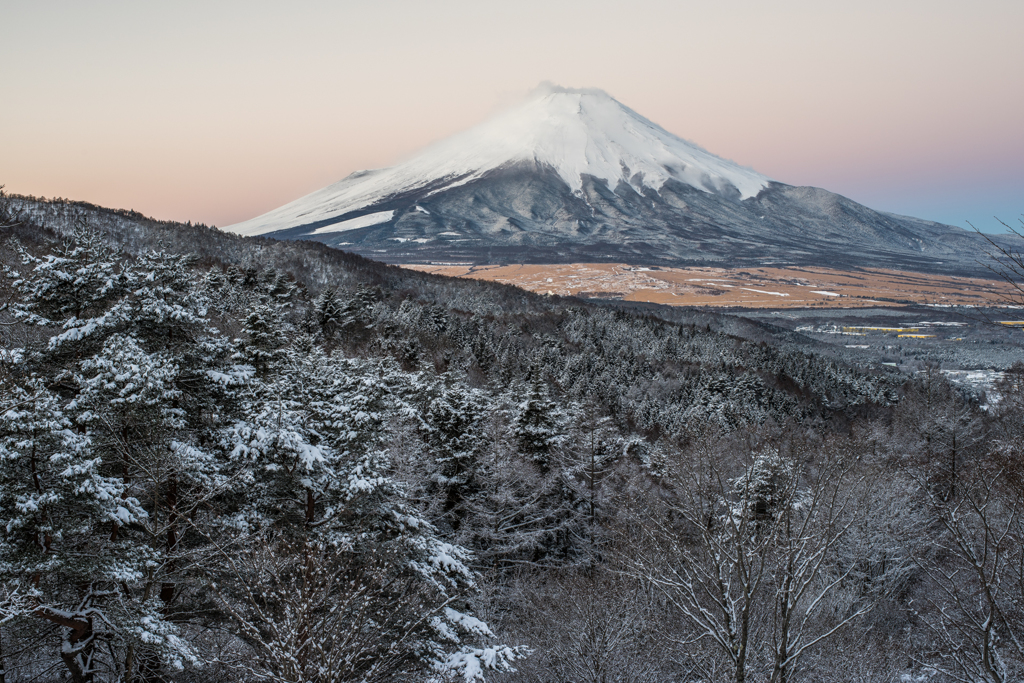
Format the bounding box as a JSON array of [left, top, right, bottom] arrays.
[[404, 262, 1020, 310]]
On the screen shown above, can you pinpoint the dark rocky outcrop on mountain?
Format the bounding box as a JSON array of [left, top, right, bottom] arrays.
[[270, 169, 990, 275]]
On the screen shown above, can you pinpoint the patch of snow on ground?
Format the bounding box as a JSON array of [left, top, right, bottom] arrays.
[[741, 288, 789, 296], [811, 290, 840, 296], [310, 210, 395, 235], [940, 369, 1005, 404]]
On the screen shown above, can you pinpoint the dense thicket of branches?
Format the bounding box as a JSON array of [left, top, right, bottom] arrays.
[[1, 193, 1023, 682]]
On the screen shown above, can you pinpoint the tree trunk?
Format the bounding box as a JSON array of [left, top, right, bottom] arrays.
[[160, 475, 179, 613], [0, 625, 7, 683], [36, 607, 95, 683]]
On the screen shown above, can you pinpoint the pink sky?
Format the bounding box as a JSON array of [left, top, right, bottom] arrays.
[[2, 0, 1021, 232]]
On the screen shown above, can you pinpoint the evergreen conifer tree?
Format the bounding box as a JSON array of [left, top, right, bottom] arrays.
[[423, 381, 487, 530], [241, 299, 288, 376], [513, 371, 564, 473]]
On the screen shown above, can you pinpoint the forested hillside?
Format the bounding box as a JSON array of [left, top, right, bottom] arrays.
[[2, 192, 1023, 682]]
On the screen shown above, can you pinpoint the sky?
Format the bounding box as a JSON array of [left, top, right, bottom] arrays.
[[1, 0, 1021, 233]]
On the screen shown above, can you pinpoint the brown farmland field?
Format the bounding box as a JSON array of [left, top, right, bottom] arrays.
[[402, 263, 1019, 309]]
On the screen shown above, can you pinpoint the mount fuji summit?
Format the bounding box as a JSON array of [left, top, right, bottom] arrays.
[[227, 85, 990, 273]]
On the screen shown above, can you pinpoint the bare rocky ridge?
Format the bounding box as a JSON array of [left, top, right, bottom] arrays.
[[264, 168, 993, 275]]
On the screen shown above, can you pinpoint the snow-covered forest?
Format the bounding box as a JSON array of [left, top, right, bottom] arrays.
[[2, 192, 1024, 682]]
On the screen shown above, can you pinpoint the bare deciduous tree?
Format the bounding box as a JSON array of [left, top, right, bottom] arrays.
[[628, 436, 889, 683], [205, 532, 454, 683], [971, 216, 1024, 307], [485, 569, 676, 683], [913, 467, 1024, 683]]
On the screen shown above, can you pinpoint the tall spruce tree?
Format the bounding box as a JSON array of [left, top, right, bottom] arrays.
[[423, 380, 487, 531], [513, 371, 564, 473]]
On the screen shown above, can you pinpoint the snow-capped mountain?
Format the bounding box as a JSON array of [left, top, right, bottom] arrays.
[[226, 85, 989, 274], [230, 85, 769, 237]]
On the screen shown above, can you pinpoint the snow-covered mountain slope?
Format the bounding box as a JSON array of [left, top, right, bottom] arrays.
[[227, 85, 770, 237], [224, 84, 993, 275]]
